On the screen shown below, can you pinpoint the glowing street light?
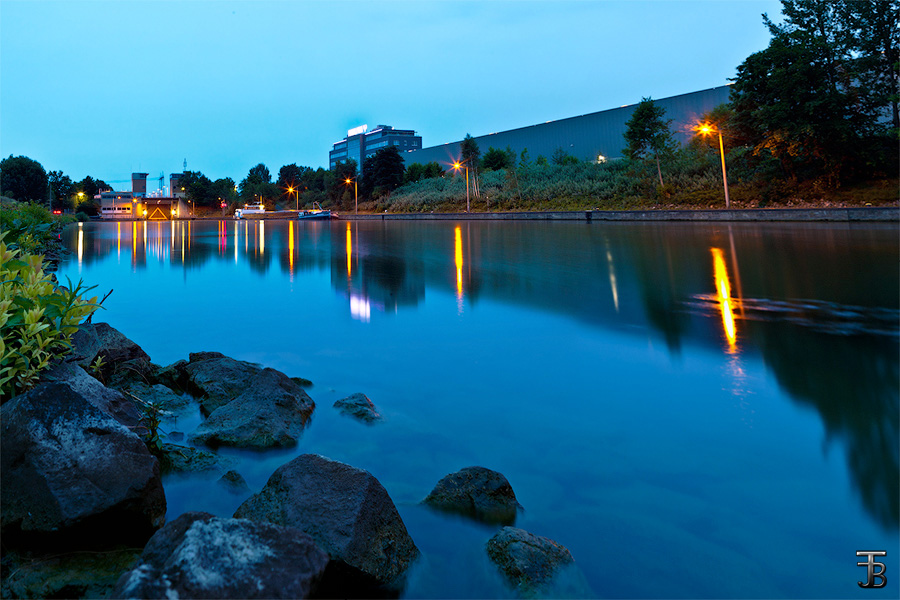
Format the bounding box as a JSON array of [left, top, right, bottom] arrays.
[[344, 177, 358, 214], [287, 185, 299, 211], [697, 121, 731, 209], [452, 160, 470, 213]]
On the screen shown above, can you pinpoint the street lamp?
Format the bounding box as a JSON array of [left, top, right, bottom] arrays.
[[697, 122, 731, 209], [288, 186, 299, 211], [344, 177, 358, 214], [452, 160, 470, 212]]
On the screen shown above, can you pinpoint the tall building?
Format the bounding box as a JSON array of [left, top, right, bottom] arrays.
[[329, 124, 422, 171], [131, 173, 149, 197]]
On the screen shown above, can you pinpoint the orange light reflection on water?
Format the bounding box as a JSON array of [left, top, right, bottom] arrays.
[[454, 226, 463, 302], [346, 222, 352, 278], [711, 247, 737, 351]]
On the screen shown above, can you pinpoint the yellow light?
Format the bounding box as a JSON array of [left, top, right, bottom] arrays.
[[346, 222, 352, 278], [711, 247, 737, 350], [344, 178, 352, 185], [452, 162, 461, 170], [698, 123, 713, 136], [454, 226, 463, 300]]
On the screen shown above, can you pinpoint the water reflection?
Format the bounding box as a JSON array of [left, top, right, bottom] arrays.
[[711, 247, 738, 352], [62, 220, 899, 529]]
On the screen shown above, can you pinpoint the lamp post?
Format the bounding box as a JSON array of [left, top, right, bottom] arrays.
[[452, 161, 470, 212], [697, 122, 730, 209], [288, 186, 298, 211], [344, 178, 358, 214]]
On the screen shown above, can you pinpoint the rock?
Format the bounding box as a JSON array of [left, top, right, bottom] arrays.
[[105, 358, 157, 389], [159, 443, 235, 474], [39, 359, 141, 427], [0, 382, 166, 548], [112, 512, 329, 599], [188, 368, 315, 449], [1, 547, 141, 600], [219, 470, 251, 494], [91, 322, 152, 371], [120, 382, 194, 418], [486, 527, 589, 598], [155, 359, 189, 392], [182, 352, 266, 415], [423, 466, 520, 525], [334, 392, 383, 423], [291, 376, 313, 388], [67, 323, 103, 368], [234, 454, 419, 591]]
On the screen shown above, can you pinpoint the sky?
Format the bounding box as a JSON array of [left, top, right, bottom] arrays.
[[1, 0, 783, 191]]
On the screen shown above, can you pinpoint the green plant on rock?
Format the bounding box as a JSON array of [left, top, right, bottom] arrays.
[[0, 234, 100, 401]]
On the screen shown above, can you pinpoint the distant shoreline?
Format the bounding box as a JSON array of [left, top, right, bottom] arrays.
[[101, 206, 898, 223]]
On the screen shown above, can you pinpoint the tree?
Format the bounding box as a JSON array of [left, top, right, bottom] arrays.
[[623, 98, 676, 186], [77, 175, 109, 198], [328, 159, 357, 208], [47, 170, 75, 210], [551, 148, 580, 166], [404, 162, 426, 184], [459, 134, 481, 196], [840, 0, 900, 131], [730, 0, 898, 182], [0, 155, 48, 202], [482, 147, 512, 171], [239, 163, 278, 206], [423, 161, 444, 179], [361, 146, 405, 198], [277, 163, 312, 203]]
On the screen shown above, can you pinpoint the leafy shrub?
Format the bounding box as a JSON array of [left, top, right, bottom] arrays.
[[0, 234, 100, 401], [0, 198, 74, 253]]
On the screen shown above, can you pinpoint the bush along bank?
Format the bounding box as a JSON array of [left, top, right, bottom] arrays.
[[360, 152, 899, 214], [1, 321, 590, 599]]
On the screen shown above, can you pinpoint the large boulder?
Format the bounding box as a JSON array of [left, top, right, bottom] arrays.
[[188, 368, 315, 449], [334, 392, 383, 423], [112, 512, 329, 599], [182, 351, 266, 415], [0, 382, 166, 548], [486, 527, 589, 598], [89, 322, 152, 375], [119, 381, 194, 418], [39, 359, 141, 427], [234, 454, 419, 591], [423, 466, 520, 525]]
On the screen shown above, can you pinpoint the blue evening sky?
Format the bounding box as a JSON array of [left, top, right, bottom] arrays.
[[1, 0, 782, 191]]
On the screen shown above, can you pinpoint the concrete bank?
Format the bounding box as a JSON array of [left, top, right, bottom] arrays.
[[344, 207, 898, 222]]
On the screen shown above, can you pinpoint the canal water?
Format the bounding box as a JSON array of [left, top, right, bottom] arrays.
[[57, 219, 898, 598]]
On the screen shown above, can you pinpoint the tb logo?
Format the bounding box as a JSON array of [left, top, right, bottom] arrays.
[[857, 551, 887, 589]]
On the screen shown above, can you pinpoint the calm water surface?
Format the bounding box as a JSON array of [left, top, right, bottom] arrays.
[[58, 219, 899, 598]]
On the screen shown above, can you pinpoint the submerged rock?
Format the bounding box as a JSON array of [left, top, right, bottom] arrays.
[[486, 527, 589, 598], [334, 392, 383, 423], [112, 512, 329, 599], [188, 368, 315, 449], [423, 466, 520, 525], [159, 443, 235, 474], [0, 382, 166, 548], [218, 470, 251, 494], [234, 454, 419, 591]]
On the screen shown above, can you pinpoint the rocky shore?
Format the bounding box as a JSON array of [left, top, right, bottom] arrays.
[[0, 322, 589, 599]]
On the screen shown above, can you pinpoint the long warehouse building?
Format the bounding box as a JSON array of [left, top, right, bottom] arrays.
[[403, 85, 731, 167]]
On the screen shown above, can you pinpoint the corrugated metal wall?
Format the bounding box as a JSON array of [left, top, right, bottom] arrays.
[[403, 85, 731, 168]]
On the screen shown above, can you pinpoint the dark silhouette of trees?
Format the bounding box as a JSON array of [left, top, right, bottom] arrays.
[[0, 155, 48, 202]]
